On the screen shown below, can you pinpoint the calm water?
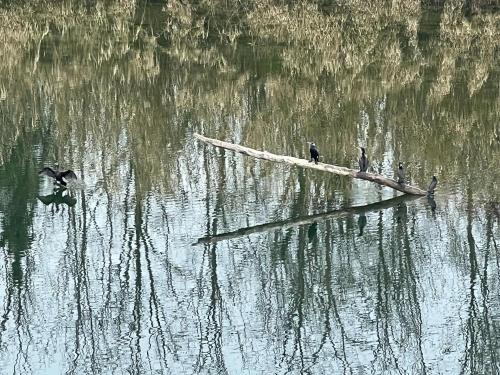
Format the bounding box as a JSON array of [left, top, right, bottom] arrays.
[[0, 2, 499, 374]]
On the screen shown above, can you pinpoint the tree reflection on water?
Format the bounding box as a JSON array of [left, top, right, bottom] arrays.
[[0, 1, 498, 373]]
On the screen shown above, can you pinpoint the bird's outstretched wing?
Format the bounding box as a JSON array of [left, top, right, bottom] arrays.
[[61, 170, 77, 180], [39, 167, 57, 178], [37, 194, 55, 205]]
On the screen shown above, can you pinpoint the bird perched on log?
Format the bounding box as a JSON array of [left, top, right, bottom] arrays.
[[427, 175, 437, 195], [397, 162, 405, 184], [358, 147, 368, 172], [307, 142, 319, 164], [39, 166, 77, 186]]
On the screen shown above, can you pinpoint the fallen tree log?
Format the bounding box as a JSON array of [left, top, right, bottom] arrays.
[[194, 194, 421, 245], [194, 133, 427, 195]]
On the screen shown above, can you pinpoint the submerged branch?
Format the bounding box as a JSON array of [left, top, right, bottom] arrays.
[[194, 133, 428, 195], [194, 194, 422, 245]]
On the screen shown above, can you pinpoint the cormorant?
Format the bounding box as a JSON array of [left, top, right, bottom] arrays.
[[358, 147, 368, 172], [427, 175, 437, 195], [397, 162, 405, 184], [39, 167, 77, 186], [308, 142, 319, 164]]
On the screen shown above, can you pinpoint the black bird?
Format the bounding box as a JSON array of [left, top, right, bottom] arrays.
[[39, 167, 77, 186], [308, 142, 319, 164], [427, 175, 438, 195], [397, 162, 405, 184], [358, 147, 368, 172]]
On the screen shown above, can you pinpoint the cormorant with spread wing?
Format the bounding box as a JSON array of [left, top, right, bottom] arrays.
[[39, 167, 77, 186]]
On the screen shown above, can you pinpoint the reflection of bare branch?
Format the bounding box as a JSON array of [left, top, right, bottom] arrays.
[[399, 203, 427, 373], [32, 23, 50, 74], [459, 187, 500, 374], [194, 147, 229, 374], [281, 227, 307, 374], [481, 212, 499, 371], [461, 222, 480, 374], [195, 194, 421, 245], [0, 248, 13, 346], [306, 220, 352, 374], [372, 211, 401, 373], [141, 198, 179, 366]]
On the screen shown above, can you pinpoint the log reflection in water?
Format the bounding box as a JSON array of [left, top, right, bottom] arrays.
[[195, 194, 422, 245]]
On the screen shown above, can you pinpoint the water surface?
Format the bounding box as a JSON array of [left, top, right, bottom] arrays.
[[0, 2, 499, 374]]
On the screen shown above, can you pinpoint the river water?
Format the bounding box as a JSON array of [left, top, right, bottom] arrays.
[[0, 2, 499, 374]]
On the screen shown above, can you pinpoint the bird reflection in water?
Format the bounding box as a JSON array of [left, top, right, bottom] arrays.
[[38, 187, 77, 211], [357, 213, 367, 236], [308, 222, 318, 243], [396, 202, 408, 223], [427, 196, 437, 218]]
